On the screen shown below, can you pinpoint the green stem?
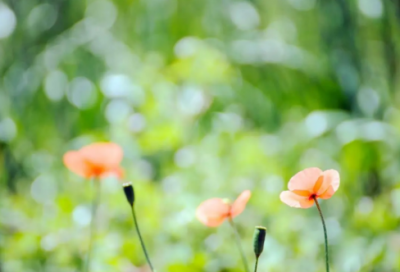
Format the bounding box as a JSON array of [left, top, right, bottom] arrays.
[[313, 197, 330, 272], [254, 258, 259, 272], [131, 206, 154, 272], [84, 179, 100, 272], [229, 218, 250, 272]]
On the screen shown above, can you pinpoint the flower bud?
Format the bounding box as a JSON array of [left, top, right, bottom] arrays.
[[253, 226, 266, 258], [123, 182, 135, 207]]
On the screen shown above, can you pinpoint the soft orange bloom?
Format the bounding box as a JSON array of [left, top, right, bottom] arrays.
[[280, 167, 340, 208], [196, 190, 251, 227], [63, 142, 123, 179]]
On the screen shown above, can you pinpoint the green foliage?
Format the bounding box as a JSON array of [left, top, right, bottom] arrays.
[[1, 0, 400, 271]]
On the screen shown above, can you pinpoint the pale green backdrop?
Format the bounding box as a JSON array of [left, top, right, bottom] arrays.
[[1, 0, 400, 271]]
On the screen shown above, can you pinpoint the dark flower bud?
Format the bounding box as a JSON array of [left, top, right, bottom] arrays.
[[123, 182, 135, 207], [253, 226, 267, 258]]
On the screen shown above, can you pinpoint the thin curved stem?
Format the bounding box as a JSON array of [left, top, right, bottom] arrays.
[[84, 179, 100, 272], [131, 206, 154, 272], [313, 197, 330, 272], [254, 258, 259, 272], [229, 219, 250, 272]]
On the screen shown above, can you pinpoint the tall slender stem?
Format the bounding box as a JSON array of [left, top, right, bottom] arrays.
[[131, 206, 154, 271], [254, 258, 259, 272], [84, 179, 100, 272], [313, 197, 330, 272], [229, 219, 250, 272]]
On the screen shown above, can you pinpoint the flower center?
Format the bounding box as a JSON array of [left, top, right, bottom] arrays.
[[91, 165, 105, 177]]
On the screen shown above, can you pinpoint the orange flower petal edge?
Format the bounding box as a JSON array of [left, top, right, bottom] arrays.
[[63, 151, 90, 178], [63, 142, 123, 179], [231, 190, 251, 218], [281, 168, 340, 208], [196, 190, 251, 227], [196, 198, 230, 227], [80, 143, 123, 167]]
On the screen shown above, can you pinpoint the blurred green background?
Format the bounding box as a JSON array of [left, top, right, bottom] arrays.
[[1, 0, 400, 271]]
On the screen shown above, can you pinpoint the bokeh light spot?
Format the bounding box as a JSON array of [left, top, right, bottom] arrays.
[[72, 206, 91, 226], [0, 3, 16, 39]]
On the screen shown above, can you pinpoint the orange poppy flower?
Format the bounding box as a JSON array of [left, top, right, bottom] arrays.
[[280, 167, 340, 208], [196, 190, 251, 227], [63, 142, 123, 179]]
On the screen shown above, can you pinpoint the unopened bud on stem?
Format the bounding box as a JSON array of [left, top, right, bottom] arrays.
[[253, 226, 266, 258], [123, 182, 135, 207]]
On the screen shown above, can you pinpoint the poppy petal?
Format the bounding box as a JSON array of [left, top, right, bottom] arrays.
[[313, 169, 337, 197], [291, 190, 311, 197], [319, 186, 336, 199], [80, 142, 123, 168], [288, 167, 322, 192], [196, 198, 230, 227], [231, 190, 251, 218], [323, 169, 340, 191], [280, 191, 315, 209], [100, 166, 125, 179], [312, 175, 325, 194], [63, 151, 90, 178]]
